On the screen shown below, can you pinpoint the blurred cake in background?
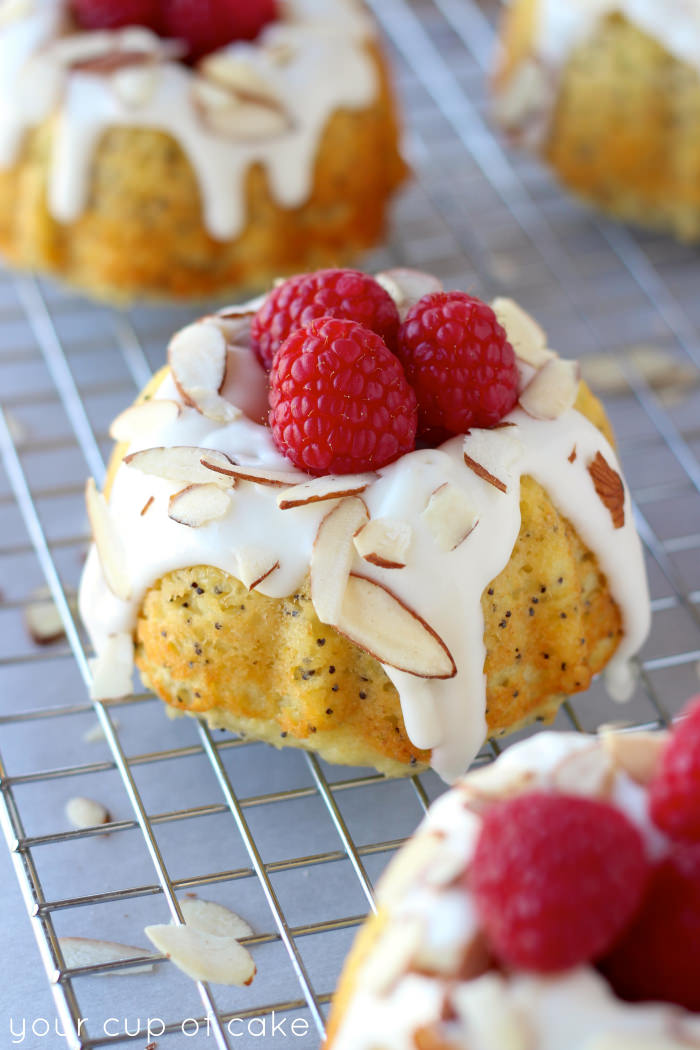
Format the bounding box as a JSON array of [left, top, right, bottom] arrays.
[[493, 0, 700, 241], [0, 0, 406, 301]]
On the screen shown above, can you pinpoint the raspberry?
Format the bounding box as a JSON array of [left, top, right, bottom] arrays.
[[470, 792, 650, 973], [600, 842, 700, 1011], [396, 292, 518, 438], [71, 0, 160, 30], [649, 695, 700, 842], [160, 0, 278, 61], [268, 317, 417, 475], [252, 269, 401, 371]]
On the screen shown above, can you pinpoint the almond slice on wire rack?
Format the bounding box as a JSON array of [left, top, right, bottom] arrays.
[[179, 899, 253, 941], [144, 924, 255, 986], [124, 446, 235, 488], [85, 478, 131, 600], [310, 497, 369, 624], [335, 574, 456, 679], [60, 937, 154, 976]]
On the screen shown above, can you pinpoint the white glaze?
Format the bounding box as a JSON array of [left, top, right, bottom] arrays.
[[330, 731, 700, 1050], [0, 0, 377, 239], [78, 281, 651, 783]]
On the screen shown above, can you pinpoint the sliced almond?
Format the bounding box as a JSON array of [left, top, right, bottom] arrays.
[[24, 587, 78, 645], [112, 64, 158, 107], [65, 796, 110, 829], [168, 484, 231, 527], [60, 936, 154, 977], [125, 446, 235, 488], [109, 399, 180, 442], [277, 473, 374, 510], [200, 52, 280, 105], [235, 546, 280, 591], [201, 458, 300, 487], [310, 497, 369, 624], [358, 917, 424, 997], [519, 358, 580, 420], [491, 297, 553, 368], [89, 633, 134, 701], [82, 719, 120, 744], [335, 574, 456, 679], [144, 924, 255, 986], [179, 899, 253, 941], [85, 478, 131, 601], [422, 483, 478, 551], [587, 451, 625, 529], [353, 517, 411, 569], [601, 729, 668, 786], [168, 322, 241, 424], [140, 496, 154, 516], [463, 427, 523, 494], [463, 767, 537, 812], [550, 744, 615, 799], [192, 76, 289, 140], [451, 975, 532, 1050], [375, 268, 443, 319]]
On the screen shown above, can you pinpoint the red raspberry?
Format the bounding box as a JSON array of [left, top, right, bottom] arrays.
[[470, 792, 650, 973], [649, 695, 700, 842], [600, 842, 700, 1011], [268, 317, 417, 475], [160, 0, 278, 61], [252, 269, 401, 371], [71, 0, 160, 30], [396, 292, 518, 439]]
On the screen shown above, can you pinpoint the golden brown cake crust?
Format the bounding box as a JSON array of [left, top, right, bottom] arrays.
[[125, 379, 623, 776], [495, 1, 700, 240], [0, 41, 406, 302]]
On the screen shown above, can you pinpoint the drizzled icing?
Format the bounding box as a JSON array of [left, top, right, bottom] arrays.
[[78, 279, 651, 783], [495, 0, 700, 146], [329, 731, 700, 1050], [0, 0, 377, 239]]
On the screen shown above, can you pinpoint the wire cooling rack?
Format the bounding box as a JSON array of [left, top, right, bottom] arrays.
[[1, 0, 699, 1047]]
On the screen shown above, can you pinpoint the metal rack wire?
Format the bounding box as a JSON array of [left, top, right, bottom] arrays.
[[0, 0, 699, 1046]]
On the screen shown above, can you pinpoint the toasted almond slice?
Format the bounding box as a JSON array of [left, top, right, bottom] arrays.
[[235, 546, 280, 591], [551, 744, 615, 799], [168, 321, 241, 424], [588, 451, 625, 529], [168, 484, 231, 527], [519, 357, 580, 420], [144, 924, 255, 986], [66, 796, 110, 829], [201, 458, 300, 487], [353, 518, 411, 569], [601, 729, 669, 786], [422, 483, 478, 551], [85, 478, 131, 601], [60, 936, 154, 976], [360, 917, 424, 996], [335, 574, 456, 679], [492, 297, 553, 368], [377, 832, 444, 905], [125, 446, 235, 488], [89, 633, 134, 701], [277, 473, 374, 510], [24, 587, 78, 645], [109, 399, 180, 442], [180, 899, 253, 941], [375, 269, 443, 319], [310, 497, 369, 624]]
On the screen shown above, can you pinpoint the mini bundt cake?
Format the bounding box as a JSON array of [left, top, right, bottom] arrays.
[[325, 703, 700, 1048], [493, 0, 700, 241], [0, 0, 405, 300], [79, 266, 650, 781]]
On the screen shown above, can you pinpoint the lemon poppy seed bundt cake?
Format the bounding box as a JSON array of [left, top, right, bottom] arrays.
[[0, 0, 405, 301], [79, 266, 650, 782], [493, 0, 700, 241], [324, 700, 700, 1048]]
